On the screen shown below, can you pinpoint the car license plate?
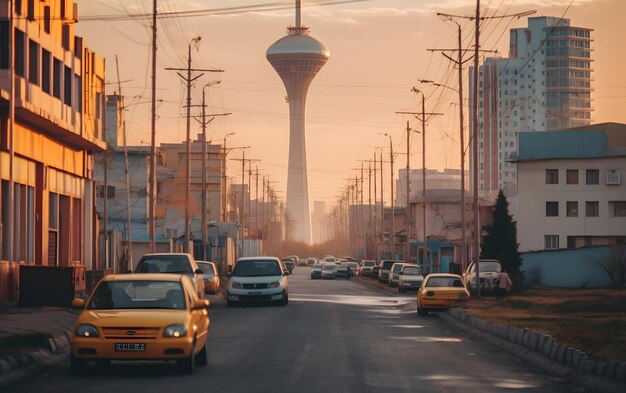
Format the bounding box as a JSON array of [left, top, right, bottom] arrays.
[[248, 291, 262, 295], [115, 343, 146, 352]]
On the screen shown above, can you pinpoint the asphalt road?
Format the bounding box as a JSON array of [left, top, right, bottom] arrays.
[[8, 267, 584, 393]]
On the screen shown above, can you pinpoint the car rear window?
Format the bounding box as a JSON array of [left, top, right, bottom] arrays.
[[403, 266, 422, 275], [381, 261, 396, 270], [233, 260, 282, 277], [135, 255, 192, 274], [425, 277, 464, 288], [197, 263, 216, 275]]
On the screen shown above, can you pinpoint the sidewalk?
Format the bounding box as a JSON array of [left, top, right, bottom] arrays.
[[0, 306, 77, 388]]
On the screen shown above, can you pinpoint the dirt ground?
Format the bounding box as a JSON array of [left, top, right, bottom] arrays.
[[463, 289, 626, 362]]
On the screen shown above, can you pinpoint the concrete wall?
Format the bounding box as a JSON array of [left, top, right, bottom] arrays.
[[520, 246, 611, 288]]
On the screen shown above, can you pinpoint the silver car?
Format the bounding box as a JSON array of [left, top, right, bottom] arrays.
[[398, 264, 424, 293], [227, 257, 289, 307]]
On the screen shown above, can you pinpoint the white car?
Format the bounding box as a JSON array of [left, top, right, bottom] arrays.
[[462, 259, 504, 294], [227, 257, 289, 307], [397, 264, 424, 293]]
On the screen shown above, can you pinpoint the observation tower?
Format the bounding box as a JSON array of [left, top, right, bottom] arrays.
[[266, 0, 330, 244]]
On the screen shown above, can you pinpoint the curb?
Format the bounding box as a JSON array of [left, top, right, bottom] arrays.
[[442, 308, 626, 393], [0, 330, 72, 389]]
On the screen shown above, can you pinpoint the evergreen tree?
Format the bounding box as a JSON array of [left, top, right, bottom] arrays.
[[480, 190, 523, 290]]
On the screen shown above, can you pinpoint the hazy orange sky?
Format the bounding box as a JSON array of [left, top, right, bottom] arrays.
[[76, 0, 626, 208]]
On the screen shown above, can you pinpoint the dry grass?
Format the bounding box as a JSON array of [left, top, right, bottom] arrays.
[[464, 289, 626, 362]]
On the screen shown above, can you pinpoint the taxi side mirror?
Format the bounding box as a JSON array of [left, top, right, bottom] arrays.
[[192, 299, 210, 310], [71, 298, 85, 309]]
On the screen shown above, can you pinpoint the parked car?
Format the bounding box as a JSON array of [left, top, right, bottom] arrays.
[[307, 257, 317, 266], [416, 273, 470, 316], [388, 262, 408, 287], [227, 257, 289, 307], [134, 253, 205, 299], [378, 260, 401, 283], [335, 263, 351, 279], [281, 258, 295, 273], [462, 259, 505, 294], [360, 260, 377, 277], [398, 264, 424, 293], [324, 256, 337, 264], [310, 264, 323, 279], [196, 261, 220, 294], [70, 273, 210, 374], [370, 265, 381, 279], [321, 263, 337, 280], [346, 262, 360, 276], [286, 255, 300, 266]]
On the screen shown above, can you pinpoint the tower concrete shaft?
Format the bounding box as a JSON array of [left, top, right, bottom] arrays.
[[266, 1, 329, 244]]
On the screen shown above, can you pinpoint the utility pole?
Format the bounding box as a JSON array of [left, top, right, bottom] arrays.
[[373, 154, 378, 260], [166, 37, 224, 254], [405, 121, 411, 262], [221, 132, 235, 221], [148, 0, 158, 253], [230, 152, 259, 258], [191, 83, 229, 261], [7, 0, 15, 265], [115, 56, 133, 270], [255, 166, 260, 256], [398, 93, 443, 272], [379, 150, 384, 258], [380, 134, 395, 260]]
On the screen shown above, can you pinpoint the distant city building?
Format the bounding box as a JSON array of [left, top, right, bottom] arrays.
[[266, 0, 330, 244], [395, 168, 464, 207], [159, 135, 223, 239], [513, 123, 626, 252], [471, 16, 593, 199], [0, 1, 105, 276]]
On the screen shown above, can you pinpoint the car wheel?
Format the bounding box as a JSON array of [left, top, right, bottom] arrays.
[[70, 355, 88, 375], [195, 343, 207, 367], [178, 345, 195, 374], [227, 298, 237, 308], [281, 291, 288, 306], [417, 304, 428, 316], [398, 287, 405, 293]]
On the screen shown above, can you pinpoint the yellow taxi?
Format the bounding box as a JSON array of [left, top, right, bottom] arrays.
[[70, 273, 210, 374], [416, 273, 470, 316]]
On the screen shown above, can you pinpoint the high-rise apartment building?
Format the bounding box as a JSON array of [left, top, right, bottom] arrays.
[[471, 17, 593, 198]]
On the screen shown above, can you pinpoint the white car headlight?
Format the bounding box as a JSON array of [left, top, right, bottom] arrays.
[[268, 281, 280, 288], [231, 281, 242, 289], [76, 324, 98, 338], [163, 324, 186, 338]]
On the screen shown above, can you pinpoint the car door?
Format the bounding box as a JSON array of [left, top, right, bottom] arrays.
[[188, 257, 205, 299], [182, 278, 209, 350]]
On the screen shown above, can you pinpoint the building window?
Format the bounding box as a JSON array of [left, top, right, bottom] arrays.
[[545, 235, 559, 250], [44, 6, 51, 34], [567, 236, 576, 249], [613, 201, 626, 217], [28, 39, 39, 85], [41, 49, 51, 94], [566, 201, 578, 217], [545, 169, 559, 184], [98, 185, 115, 199], [53, 58, 62, 99], [566, 169, 578, 184], [15, 29, 25, 77], [586, 169, 599, 185], [27, 0, 35, 20], [0, 22, 8, 69], [586, 201, 599, 217], [64, 65, 72, 106], [62, 24, 70, 51], [546, 201, 559, 217]]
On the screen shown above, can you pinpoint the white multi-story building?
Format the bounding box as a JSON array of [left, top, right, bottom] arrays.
[[514, 123, 626, 252], [472, 16, 593, 200]]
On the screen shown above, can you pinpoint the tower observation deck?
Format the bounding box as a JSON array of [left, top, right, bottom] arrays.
[[266, 1, 330, 244]]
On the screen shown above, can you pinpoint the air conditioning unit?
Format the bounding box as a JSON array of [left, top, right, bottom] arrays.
[[606, 169, 621, 185]]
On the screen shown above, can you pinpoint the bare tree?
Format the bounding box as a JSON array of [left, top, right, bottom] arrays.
[[598, 244, 626, 288]]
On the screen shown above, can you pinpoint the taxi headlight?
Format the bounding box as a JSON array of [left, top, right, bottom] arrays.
[[231, 281, 242, 289], [164, 324, 187, 338], [268, 281, 280, 288], [76, 324, 98, 338]]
